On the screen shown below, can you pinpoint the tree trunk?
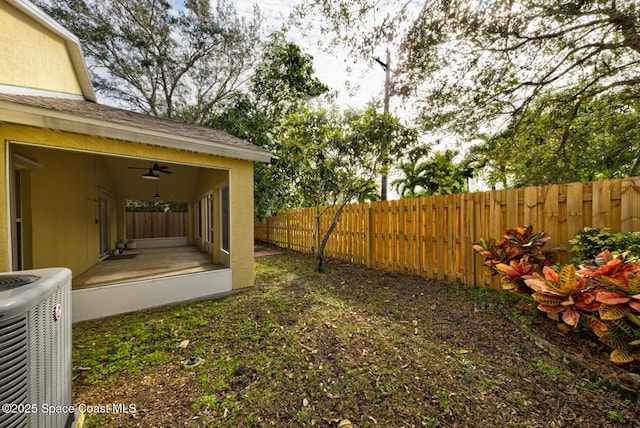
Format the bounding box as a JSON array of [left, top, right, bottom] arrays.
[[316, 254, 324, 273], [313, 204, 346, 273], [630, 151, 640, 176]]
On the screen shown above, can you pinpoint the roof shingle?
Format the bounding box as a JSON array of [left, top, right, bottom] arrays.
[[0, 93, 270, 161]]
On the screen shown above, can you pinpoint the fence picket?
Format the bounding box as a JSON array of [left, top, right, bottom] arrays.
[[621, 180, 640, 232], [126, 212, 188, 239]]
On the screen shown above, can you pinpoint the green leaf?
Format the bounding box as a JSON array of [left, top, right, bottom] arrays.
[[599, 304, 629, 320], [597, 332, 630, 350], [610, 348, 635, 364], [611, 319, 637, 339], [628, 312, 640, 327]]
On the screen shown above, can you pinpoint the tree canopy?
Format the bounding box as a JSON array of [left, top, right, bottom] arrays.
[[125, 200, 188, 212], [210, 30, 331, 219], [37, 0, 262, 124], [294, 0, 640, 133], [251, 31, 330, 119], [466, 91, 640, 188], [294, 0, 640, 184]]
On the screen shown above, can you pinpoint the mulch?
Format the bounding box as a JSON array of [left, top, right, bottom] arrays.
[[254, 242, 283, 258]]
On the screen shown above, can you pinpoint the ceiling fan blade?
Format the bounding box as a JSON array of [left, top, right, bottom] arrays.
[[129, 162, 172, 174], [151, 162, 172, 173]]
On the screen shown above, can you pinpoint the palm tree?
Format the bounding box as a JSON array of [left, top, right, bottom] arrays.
[[391, 158, 427, 198], [392, 149, 467, 198]]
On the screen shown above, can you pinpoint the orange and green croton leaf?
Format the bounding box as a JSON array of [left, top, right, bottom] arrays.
[[525, 265, 587, 324], [596, 292, 631, 320], [595, 319, 640, 363], [595, 273, 640, 316], [598, 303, 630, 320], [579, 251, 640, 286], [562, 309, 580, 327], [473, 237, 520, 274], [609, 348, 640, 364], [495, 258, 536, 292], [617, 273, 640, 313], [526, 265, 586, 297], [502, 226, 550, 253], [580, 313, 608, 333], [595, 329, 629, 351], [627, 274, 640, 313], [572, 289, 600, 311], [629, 312, 640, 327]]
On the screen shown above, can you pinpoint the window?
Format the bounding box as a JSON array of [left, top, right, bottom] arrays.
[[196, 200, 202, 240]]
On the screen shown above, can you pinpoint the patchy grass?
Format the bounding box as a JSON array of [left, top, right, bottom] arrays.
[[73, 250, 639, 427]]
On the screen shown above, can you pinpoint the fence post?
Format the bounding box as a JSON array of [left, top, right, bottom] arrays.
[[266, 217, 271, 245], [286, 210, 291, 250], [365, 203, 372, 268], [415, 197, 422, 277]]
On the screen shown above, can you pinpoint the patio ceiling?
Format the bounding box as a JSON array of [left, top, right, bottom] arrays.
[[103, 156, 214, 202]]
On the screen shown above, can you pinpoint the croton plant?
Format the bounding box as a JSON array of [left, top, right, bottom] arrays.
[[473, 226, 640, 364]]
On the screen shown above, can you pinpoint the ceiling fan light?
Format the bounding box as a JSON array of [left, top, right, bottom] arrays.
[[142, 170, 160, 180]]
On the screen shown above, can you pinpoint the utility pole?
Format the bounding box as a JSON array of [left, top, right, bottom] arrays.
[[374, 48, 391, 201], [376, 48, 391, 201]]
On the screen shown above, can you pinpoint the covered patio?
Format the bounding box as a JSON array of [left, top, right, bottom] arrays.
[[2, 101, 268, 321], [72, 246, 224, 289]]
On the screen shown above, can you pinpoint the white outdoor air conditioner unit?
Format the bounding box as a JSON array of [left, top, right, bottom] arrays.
[[0, 268, 75, 428]]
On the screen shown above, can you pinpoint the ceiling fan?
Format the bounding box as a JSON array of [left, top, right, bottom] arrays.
[[129, 162, 173, 179]]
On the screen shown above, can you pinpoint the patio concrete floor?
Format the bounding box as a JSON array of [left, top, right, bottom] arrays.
[[72, 246, 222, 289]]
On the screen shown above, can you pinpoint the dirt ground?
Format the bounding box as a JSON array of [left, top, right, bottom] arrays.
[[72, 249, 639, 427]]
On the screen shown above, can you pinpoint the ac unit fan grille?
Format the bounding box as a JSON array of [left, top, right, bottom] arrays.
[[0, 275, 39, 290], [28, 279, 73, 427], [0, 316, 28, 428]]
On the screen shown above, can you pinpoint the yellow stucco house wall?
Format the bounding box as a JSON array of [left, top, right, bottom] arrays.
[[0, 0, 88, 98], [0, 0, 270, 316]]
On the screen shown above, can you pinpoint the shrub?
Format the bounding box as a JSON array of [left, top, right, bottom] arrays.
[[472, 226, 555, 293], [570, 227, 640, 263], [474, 226, 640, 364]]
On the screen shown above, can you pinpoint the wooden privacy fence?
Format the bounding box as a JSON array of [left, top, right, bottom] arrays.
[[126, 211, 188, 239], [255, 177, 640, 288]]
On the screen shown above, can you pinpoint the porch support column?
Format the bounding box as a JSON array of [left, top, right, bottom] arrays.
[[116, 197, 127, 241]]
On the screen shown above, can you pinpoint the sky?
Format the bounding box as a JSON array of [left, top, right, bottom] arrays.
[[236, 0, 392, 113]]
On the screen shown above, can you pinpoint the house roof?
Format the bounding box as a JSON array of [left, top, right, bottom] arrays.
[[0, 93, 272, 163]]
